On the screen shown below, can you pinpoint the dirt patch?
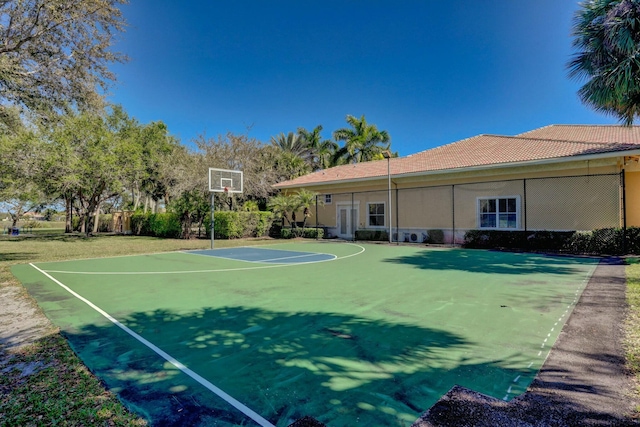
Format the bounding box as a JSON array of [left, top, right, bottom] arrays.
[[0, 281, 54, 352], [413, 257, 640, 426]]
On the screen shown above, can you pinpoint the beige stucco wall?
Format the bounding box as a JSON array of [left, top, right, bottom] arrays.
[[526, 174, 621, 230], [396, 185, 453, 229], [287, 157, 626, 234]]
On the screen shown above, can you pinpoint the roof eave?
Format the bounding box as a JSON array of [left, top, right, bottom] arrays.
[[274, 148, 640, 189], [274, 173, 389, 189]]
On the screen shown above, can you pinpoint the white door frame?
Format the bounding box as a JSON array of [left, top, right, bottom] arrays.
[[336, 202, 359, 239]]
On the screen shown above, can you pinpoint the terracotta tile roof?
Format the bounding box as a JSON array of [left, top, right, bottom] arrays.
[[518, 124, 640, 143], [275, 125, 640, 188]]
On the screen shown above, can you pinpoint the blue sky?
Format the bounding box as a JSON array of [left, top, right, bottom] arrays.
[[109, 1, 617, 156]]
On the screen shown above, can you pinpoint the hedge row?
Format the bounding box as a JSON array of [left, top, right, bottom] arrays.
[[204, 211, 274, 239], [131, 212, 182, 238], [355, 229, 389, 241], [463, 227, 640, 255], [280, 227, 324, 239], [130, 211, 275, 239]]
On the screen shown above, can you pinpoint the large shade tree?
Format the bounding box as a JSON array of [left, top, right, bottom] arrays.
[[569, 0, 640, 125], [0, 0, 128, 125], [40, 106, 167, 235], [0, 129, 45, 227], [44, 112, 123, 234], [333, 114, 391, 163]]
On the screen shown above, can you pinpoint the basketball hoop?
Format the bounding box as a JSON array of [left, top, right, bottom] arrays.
[[208, 167, 243, 250]]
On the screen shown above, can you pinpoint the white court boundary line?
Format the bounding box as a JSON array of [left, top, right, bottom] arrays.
[[185, 250, 337, 264], [41, 243, 366, 276], [29, 263, 276, 427]]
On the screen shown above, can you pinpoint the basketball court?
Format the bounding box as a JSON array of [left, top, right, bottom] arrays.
[[11, 242, 598, 426]]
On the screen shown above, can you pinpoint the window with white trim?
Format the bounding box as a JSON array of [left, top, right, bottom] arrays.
[[367, 202, 385, 227], [324, 194, 332, 204], [478, 197, 519, 229]]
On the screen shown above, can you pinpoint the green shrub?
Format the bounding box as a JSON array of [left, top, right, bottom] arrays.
[[564, 227, 632, 255], [426, 229, 444, 244], [213, 211, 243, 239], [255, 212, 274, 237], [355, 229, 389, 241], [280, 228, 295, 239], [302, 227, 324, 239], [97, 214, 113, 232], [202, 211, 274, 239], [627, 227, 640, 254], [278, 227, 324, 239], [71, 216, 81, 232], [463, 228, 640, 255], [463, 230, 576, 251], [130, 212, 150, 236], [269, 222, 282, 238], [149, 213, 181, 238], [130, 212, 181, 238]]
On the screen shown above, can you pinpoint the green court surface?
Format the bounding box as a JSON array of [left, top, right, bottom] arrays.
[[11, 242, 598, 427]]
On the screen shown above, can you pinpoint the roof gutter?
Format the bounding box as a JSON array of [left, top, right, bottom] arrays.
[[274, 148, 640, 189]]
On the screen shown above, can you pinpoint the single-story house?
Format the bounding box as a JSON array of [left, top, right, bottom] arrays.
[[274, 125, 640, 244]]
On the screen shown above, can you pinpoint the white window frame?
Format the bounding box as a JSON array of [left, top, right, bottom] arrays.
[[324, 194, 332, 204], [366, 202, 386, 228], [476, 196, 521, 230]]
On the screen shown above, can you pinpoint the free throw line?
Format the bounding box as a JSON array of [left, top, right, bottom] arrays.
[[29, 263, 276, 427]]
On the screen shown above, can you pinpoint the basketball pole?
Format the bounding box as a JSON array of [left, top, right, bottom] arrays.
[[211, 192, 216, 249]]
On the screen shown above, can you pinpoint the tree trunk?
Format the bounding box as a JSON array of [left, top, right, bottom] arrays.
[[182, 213, 192, 239], [92, 203, 100, 233], [83, 183, 105, 236], [65, 195, 73, 233], [133, 185, 141, 211], [302, 207, 310, 231]]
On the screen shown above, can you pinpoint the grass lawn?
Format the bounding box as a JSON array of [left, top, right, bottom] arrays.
[[0, 234, 273, 426]]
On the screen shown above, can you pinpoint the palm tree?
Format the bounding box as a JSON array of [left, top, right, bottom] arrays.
[[271, 132, 314, 179], [316, 139, 340, 169], [267, 193, 297, 227], [569, 0, 640, 125], [270, 132, 311, 160], [297, 125, 339, 170], [295, 188, 323, 231], [333, 115, 391, 163]]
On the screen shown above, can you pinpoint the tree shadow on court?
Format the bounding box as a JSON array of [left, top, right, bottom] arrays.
[[382, 248, 597, 276], [63, 306, 535, 427]]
